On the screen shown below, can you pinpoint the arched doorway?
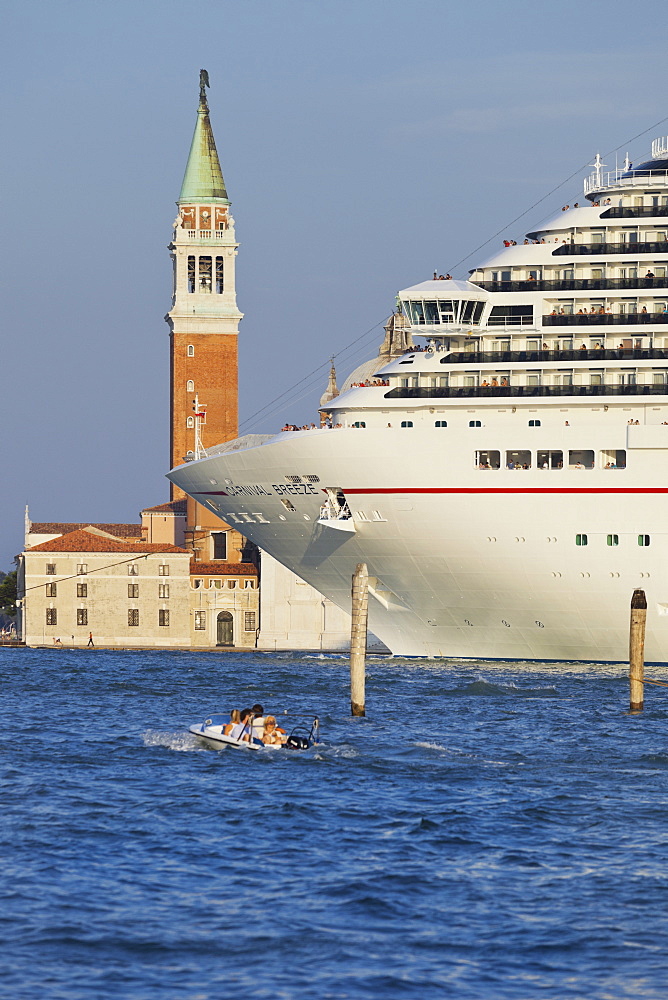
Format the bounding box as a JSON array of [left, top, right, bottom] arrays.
[[217, 611, 233, 647]]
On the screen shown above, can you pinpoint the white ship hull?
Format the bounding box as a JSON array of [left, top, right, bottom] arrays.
[[169, 421, 668, 662]]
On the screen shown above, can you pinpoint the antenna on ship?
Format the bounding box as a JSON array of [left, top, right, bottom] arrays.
[[192, 393, 208, 460], [589, 152, 606, 188]]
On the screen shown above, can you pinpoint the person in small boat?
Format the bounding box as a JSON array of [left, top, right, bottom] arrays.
[[262, 716, 286, 746], [224, 709, 240, 735], [229, 708, 253, 742], [250, 703, 265, 742]]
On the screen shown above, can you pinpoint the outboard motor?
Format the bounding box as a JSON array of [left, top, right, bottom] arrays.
[[284, 733, 310, 750]]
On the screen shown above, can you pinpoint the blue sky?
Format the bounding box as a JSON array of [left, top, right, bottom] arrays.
[[2, 0, 667, 567]]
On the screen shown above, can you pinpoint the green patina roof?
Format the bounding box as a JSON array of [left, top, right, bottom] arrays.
[[179, 95, 228, 204]]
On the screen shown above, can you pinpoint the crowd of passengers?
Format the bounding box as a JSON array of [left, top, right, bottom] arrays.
[[223, 704, 287, 746], [349, 378, 390, 386], [479, 459, 622, 470]]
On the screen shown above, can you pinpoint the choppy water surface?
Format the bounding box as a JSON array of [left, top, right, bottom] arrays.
[[2, 648, 668, 999]]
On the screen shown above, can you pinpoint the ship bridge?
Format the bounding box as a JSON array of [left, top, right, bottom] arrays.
[[397, 279, 489, 339]]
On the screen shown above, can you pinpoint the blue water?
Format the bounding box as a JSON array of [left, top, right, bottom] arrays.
[[2, 649, 668, 999]]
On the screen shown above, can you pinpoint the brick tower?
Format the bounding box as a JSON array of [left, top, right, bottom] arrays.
[[167, 71, 245, 561]]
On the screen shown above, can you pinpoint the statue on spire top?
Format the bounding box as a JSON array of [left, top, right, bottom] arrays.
[[199, 69, 210, 103]]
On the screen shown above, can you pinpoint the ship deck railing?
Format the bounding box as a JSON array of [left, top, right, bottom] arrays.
[[437, 348, 668, 364], [543, 312, 668, 326], [584, 168, 668, 196], [384, 384, 668, 400], [474, 278, 667, 293], [553, 241, 668, 256]]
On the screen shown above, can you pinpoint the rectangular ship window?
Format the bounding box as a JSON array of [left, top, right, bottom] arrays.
[[537, 450, 563, 469], [601, 449, 626, 469], [506, 450, 531, 469], [569, 450, 594, 469], [476, 450, 500, 469]]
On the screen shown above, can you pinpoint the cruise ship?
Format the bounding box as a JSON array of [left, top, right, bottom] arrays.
[[169, 138, 668, 662]]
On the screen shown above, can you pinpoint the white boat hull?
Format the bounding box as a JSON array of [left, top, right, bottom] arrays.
[[170, 423, 668, 663]]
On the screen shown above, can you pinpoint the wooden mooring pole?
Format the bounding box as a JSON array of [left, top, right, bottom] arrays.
[[629, 588, 647, 712], [350, 563, 368, 717]]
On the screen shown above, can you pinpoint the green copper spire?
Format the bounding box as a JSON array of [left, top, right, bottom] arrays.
[[179, 70, 229, 204]]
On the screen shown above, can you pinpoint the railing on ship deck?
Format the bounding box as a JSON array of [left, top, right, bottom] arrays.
[[384, 384, 668, 400]]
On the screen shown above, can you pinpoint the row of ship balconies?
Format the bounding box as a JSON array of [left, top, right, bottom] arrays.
[[385, 381, 668, 400], [476, 278, 666, 292]]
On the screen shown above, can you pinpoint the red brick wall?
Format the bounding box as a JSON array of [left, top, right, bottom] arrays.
[[170, 332, 238, 499]]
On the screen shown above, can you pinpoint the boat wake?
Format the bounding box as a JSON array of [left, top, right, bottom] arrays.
[[413, 740, 520, 766], [142, 729, 203, 751]]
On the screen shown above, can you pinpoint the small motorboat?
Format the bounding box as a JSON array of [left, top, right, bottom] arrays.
[[189, 714, 319, 751]]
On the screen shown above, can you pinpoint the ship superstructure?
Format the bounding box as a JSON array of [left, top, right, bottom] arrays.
[[169, 138, 668, 662]]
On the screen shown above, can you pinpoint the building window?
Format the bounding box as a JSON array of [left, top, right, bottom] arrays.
[[638, 534, 651, 546], [77, 583, 87, 598], [128, 564, 138, 576], [227, 579, 237, 589], [193, 579, 203, 589], [128, 610, 139, 626], [528, 419, 541, 427], [46, 608, 57, 625], [187, 256, 196, 293], [187, 380, 195, 392], [128, 583, 139, 598], [77, 563, 88, 575], [435, 420, 447, 427], [607, 534, 619, 546], [400, 421, 413, 428], [158, 583, 169, 598], [46, 563, 56, 575], [216, 256, 224, 293], [212, 532, 227, 560], [194, 611, 206, 630], [159, 610, 170, 627], [576, 534, 588, 546], [187, 344, 195, 357], [469, 420, 482, 428], [45, 582, 57, 597], [244, 612, 257, 631], [77, 609, 88, 626], [244, 579, 255, 588], [159, 565, 169, 576]]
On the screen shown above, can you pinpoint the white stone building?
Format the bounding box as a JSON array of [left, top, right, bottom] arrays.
[[18, 527, 191, 647]]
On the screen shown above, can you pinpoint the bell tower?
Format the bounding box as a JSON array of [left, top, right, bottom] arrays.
[[167, 70, 242, 497]]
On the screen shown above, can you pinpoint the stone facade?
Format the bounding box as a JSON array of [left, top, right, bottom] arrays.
[[189, 561, 259, 648], [257, 552, 351, 651], [18, 529, 191, 647]]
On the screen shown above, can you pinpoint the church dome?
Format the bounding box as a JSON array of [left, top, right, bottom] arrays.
[[340, 311, 413, 392], [340, 357, 389, 392]]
